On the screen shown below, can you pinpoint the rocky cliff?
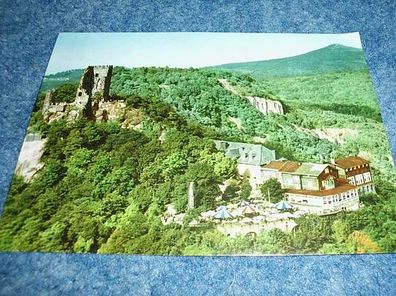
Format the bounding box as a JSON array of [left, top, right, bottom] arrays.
[[218, 79, 284, 115], [15, 134, 46, 182]]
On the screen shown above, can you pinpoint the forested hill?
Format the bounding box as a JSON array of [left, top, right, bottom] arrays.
[[41, 69, 84, 91], [40, 44, 366, 91], [0, 65, 395, 255], [209, 44, 367, 78]]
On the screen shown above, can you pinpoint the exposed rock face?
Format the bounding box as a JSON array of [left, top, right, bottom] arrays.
[[228, 117, 243, 130], [312, 128, 358, 145], [246, 96, 284, 115], [15, 134, 46, 182], [218, 79, 284, 116], [294, 125, 358, 145], [93, 100, 144, 128]]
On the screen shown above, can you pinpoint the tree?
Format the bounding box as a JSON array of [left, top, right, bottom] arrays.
[[332, 220, 349, 244], [200, 151, 237, 179], [291, 215, 334, 253], [160, 152, 188, 181], [222, 179, 240, 202], [65, 148, 95, 178], [184, 162, 220, 210], [51, 83, 79, 103], [260, 178, 285, 203], [347, 231, 381, 253], [93, 166, 136, 199], [240, 178, 252, 200]]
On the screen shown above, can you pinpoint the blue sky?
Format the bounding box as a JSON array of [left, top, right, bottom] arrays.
[[46, 32, 362, 74]]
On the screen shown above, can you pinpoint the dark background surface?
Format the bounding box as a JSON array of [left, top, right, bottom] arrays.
[[0, 1, 395, 295]]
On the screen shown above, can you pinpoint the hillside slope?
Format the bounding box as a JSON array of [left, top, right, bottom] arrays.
[[0, 66, 395, 256], [41, 69, 84, 91], [210, 44, 367, 78]]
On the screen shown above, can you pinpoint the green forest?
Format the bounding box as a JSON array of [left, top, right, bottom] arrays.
[[0, 62, 395, 255]]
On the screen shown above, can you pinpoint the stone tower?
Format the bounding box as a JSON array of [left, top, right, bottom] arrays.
[[92, 66, 113, 100], [188, 181, 195, 209], [73, 65, 113, 118], [42, 89, 54, 118]]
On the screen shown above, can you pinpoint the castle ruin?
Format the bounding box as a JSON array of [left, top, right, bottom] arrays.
[[74, 65, 113, 119], [42, 65, 117, 122], [42, 90, 67, 122]]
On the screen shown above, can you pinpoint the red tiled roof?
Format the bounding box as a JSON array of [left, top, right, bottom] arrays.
[[262, 161, 286, 170], [337, 178, 351, 185], [263, 160, 302, 173], [335, 156, 369, 169], [279, 161, 301, 173], [286, 181, 356, 197]]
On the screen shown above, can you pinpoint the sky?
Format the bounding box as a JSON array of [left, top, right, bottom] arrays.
[[45, 32, 362, 74]]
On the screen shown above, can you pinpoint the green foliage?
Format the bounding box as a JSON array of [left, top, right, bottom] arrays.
[[289, 215, 335, 253], [1, 62, 395, 256], [210, 44, 367, 78], [222, 179, 240, 202], [239, 177, 252, 200], [260, 178, 285, 203], [50, 83, 79, 103], [41, 69, 84, 91]]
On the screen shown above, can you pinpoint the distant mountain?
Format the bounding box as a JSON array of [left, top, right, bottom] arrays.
[[40, 44, 367, 91], [209, 44, 368, 78], [40, 69, 84, 92]]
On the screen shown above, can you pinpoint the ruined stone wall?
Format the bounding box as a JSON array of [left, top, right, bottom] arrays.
[[71, 65, 113, 119], [92, 66, 113, 99], [42, 89, 68, 122], [42, 90, 53, 117], [74, 66, 94, 117], [40, 65, 143, 128]]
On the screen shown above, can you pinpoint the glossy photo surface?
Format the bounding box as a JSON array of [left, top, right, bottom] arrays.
[[1, 33, 395, 256]]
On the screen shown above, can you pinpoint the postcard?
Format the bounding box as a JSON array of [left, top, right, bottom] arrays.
[[0, 32, 394, 255]]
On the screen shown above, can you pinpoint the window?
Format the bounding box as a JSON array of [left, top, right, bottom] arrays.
[[78, 92, 82, 96]]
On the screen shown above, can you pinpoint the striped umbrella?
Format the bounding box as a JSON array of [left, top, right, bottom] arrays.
[[275, 200, 293, 210], [214, 206, 234, 220]]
